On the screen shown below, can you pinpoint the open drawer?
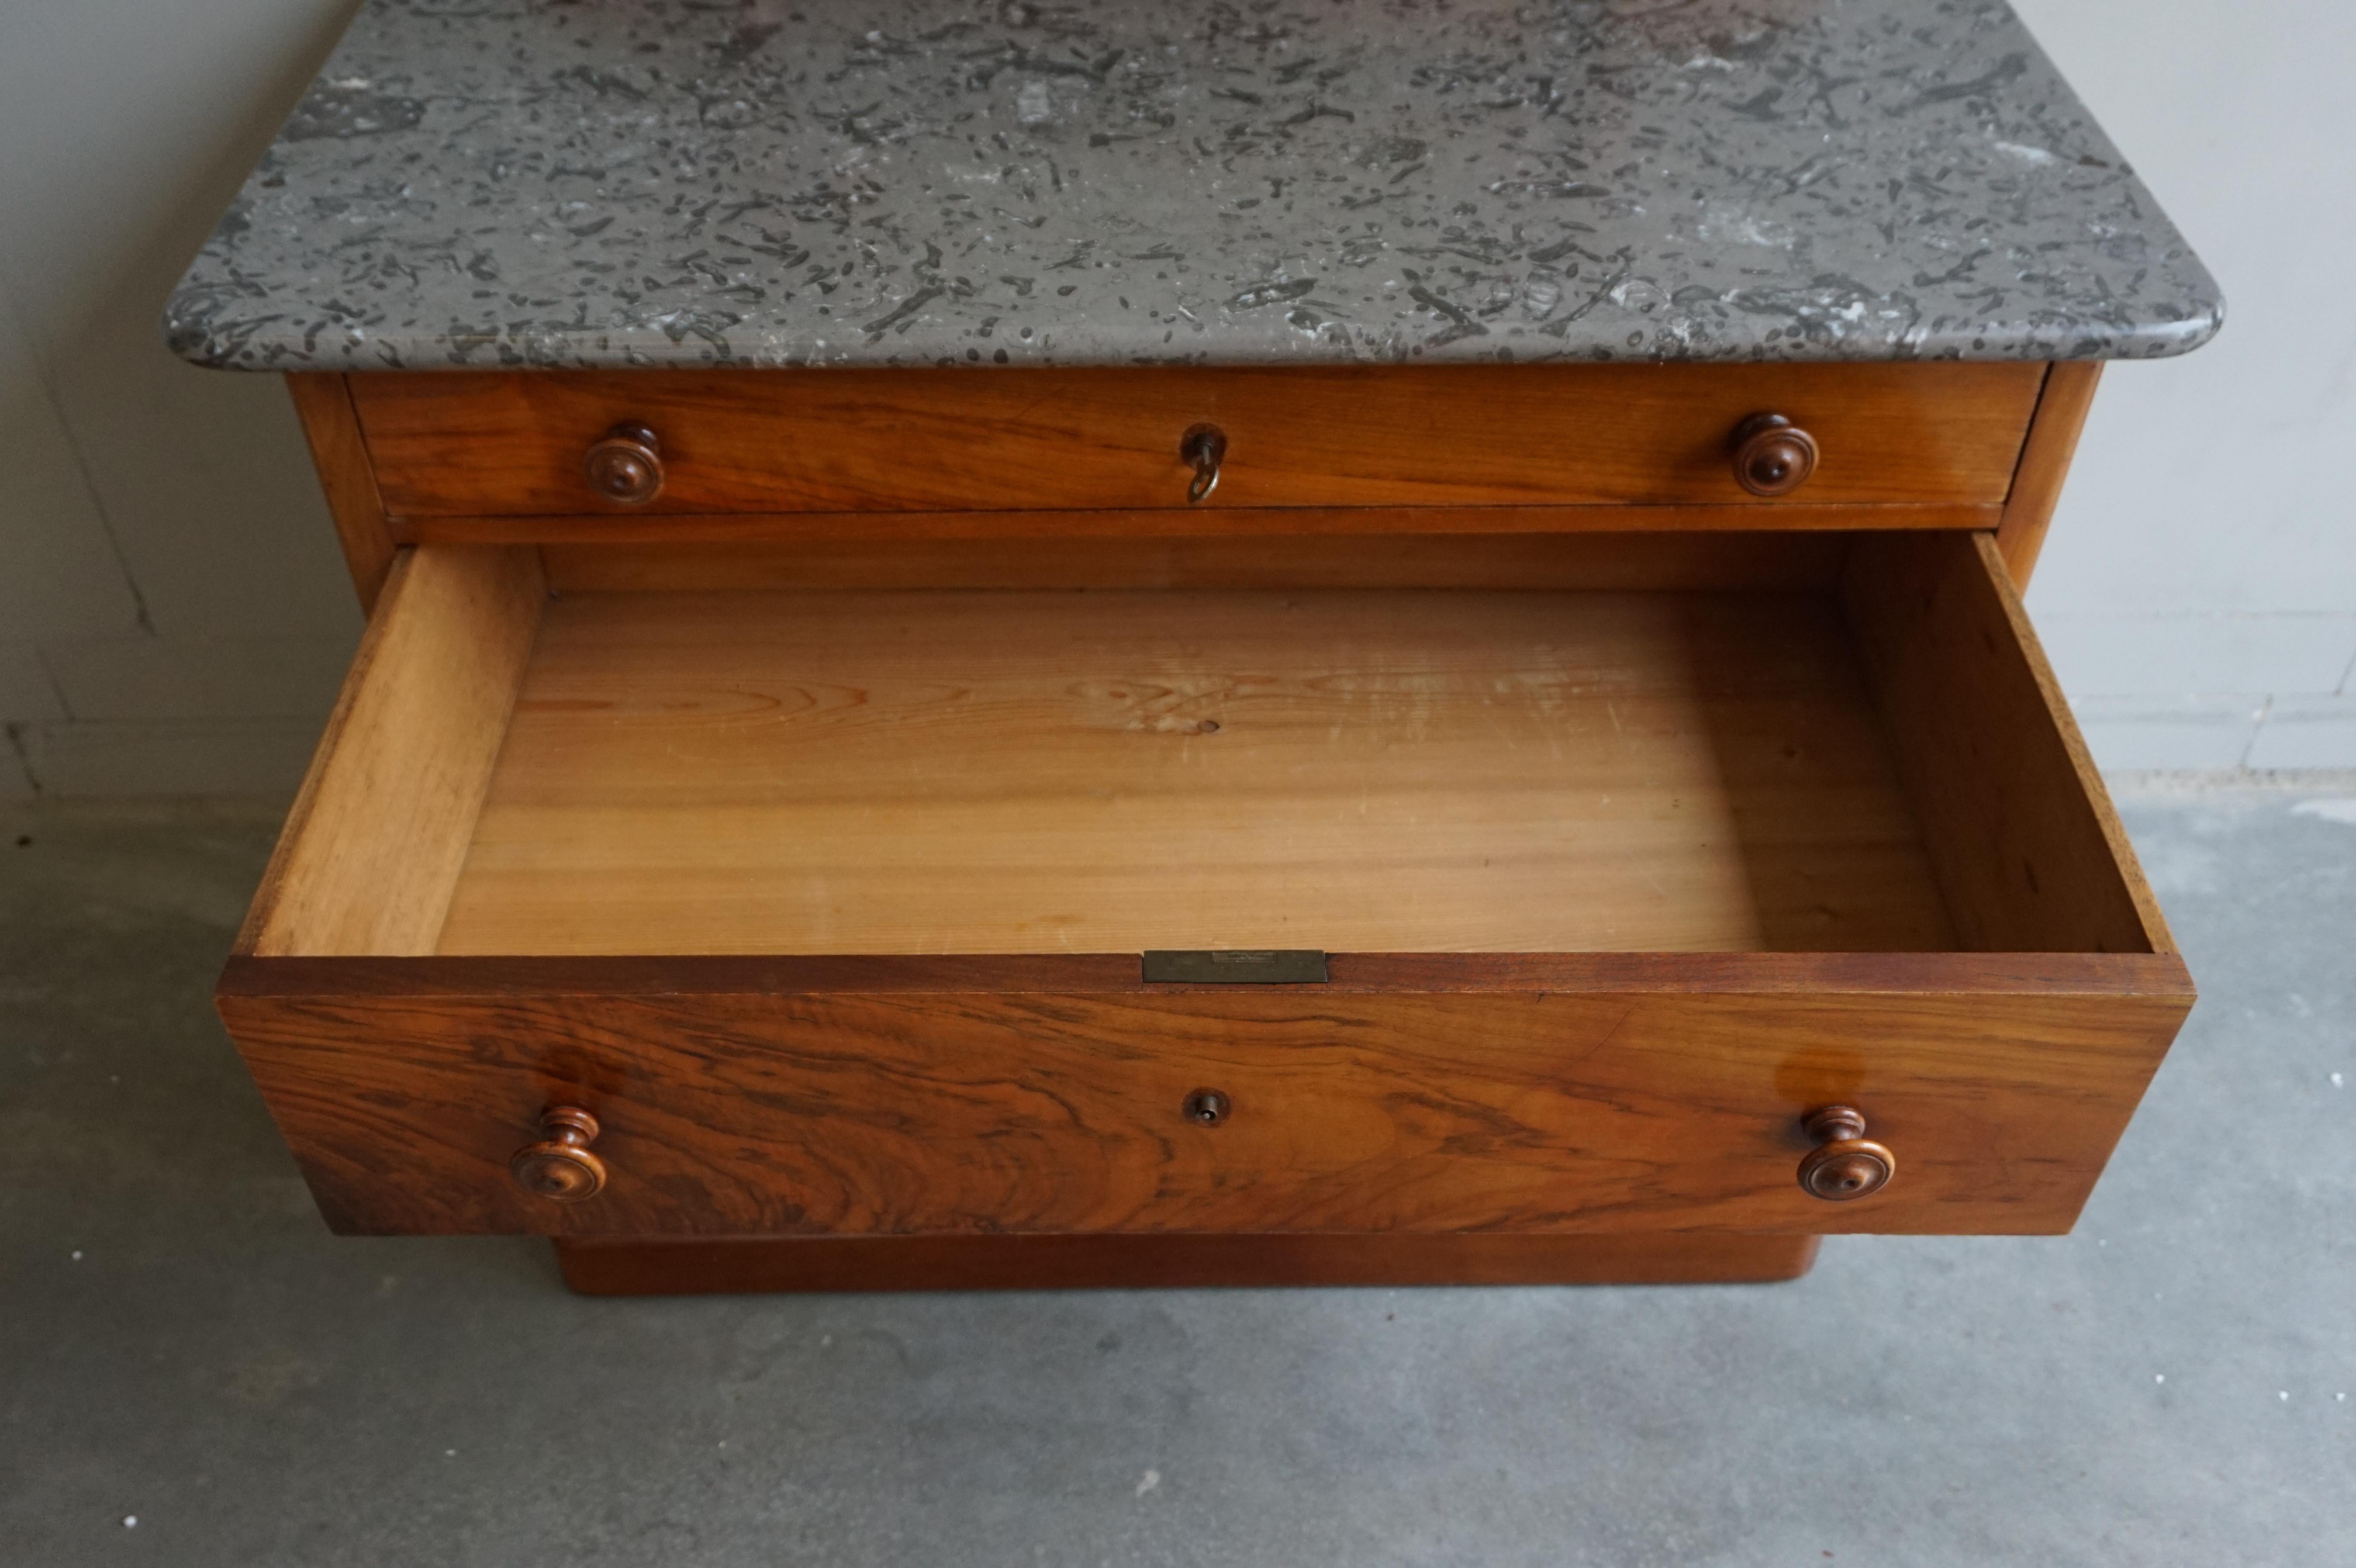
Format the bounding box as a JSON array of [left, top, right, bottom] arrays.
[[216, 530, 2191, 1239]]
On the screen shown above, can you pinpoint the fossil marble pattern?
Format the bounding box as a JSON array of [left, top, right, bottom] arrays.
[[166, 0, 2223, 371]]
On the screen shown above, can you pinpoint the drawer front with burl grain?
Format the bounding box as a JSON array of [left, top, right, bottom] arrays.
[[218, 955, 2187, 1240]]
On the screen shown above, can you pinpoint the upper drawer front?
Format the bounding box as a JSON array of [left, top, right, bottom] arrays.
[[350, 363, 2044, 517]]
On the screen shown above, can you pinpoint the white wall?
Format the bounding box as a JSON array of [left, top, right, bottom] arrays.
[[1, 1, 2350, 797], [2013, 0, 2356, 768], [0, 0, 361, 798]]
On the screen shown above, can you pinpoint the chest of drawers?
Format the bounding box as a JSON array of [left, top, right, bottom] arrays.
[[206, 358, 2190, 1292], [173, 0, 2220, 1293]]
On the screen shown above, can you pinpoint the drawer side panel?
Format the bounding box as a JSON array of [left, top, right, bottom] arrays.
[[1844, 531, 2172, 955], [240, 545, 544, 958]]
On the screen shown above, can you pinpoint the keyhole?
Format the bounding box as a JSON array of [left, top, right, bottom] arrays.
[[1183, 1088, 1231, 1126]]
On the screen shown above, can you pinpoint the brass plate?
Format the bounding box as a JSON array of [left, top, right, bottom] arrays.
[[1141, 950, 1330, 985]]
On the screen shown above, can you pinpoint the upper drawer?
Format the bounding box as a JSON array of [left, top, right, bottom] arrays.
[[349, 363, 2044, 517]]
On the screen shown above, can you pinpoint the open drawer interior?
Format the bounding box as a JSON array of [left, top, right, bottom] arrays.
[[239, 531, 2168, 965]]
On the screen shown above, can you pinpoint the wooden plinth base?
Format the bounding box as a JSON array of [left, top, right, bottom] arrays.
[[554, 1233, 1821, 1296]]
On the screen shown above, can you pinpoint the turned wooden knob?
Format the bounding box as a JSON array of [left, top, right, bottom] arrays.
[[510, 1106, 607, 1201], [1730, 412, 1819, 496], [583, 423, 664, 504], [1796, 1104, 1895, 1201]]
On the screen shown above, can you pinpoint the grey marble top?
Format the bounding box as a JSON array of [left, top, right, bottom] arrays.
[[167, 0, 2222, 371]]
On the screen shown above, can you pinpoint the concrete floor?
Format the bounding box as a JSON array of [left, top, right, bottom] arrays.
[[2, 787, 2350, 1567]]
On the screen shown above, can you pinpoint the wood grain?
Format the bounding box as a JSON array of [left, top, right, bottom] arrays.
[[1842, 531, 2172, 956], [433, 585, 1957, 957], [537, 531, 1852, 594], [285, 372, 396, 611], [1995, 362, 2103, 585], [215, 949, 2193, 1238], [349, 363, 2044, 516], [553, 1232, 1824, 1293], [405, 502, 2002, 545], [243, 545, 545, 957]]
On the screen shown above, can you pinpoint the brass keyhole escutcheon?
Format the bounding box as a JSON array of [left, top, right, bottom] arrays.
[[1180, 423, 1227, 504], [1183, 1088, 1232, 1126]]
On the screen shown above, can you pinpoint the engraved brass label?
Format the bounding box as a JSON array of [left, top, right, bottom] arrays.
[[1141, 950, 1330, 984]]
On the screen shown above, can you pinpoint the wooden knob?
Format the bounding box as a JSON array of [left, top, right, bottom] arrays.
[[1796, 1104, 1894, 1201], [584, 423, 664, 505], [1730, 412, 1818, 496], [510, 1106, 607, 1201]]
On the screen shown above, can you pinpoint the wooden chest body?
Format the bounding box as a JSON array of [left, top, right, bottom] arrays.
[[216, 359, 2188, 1291]]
